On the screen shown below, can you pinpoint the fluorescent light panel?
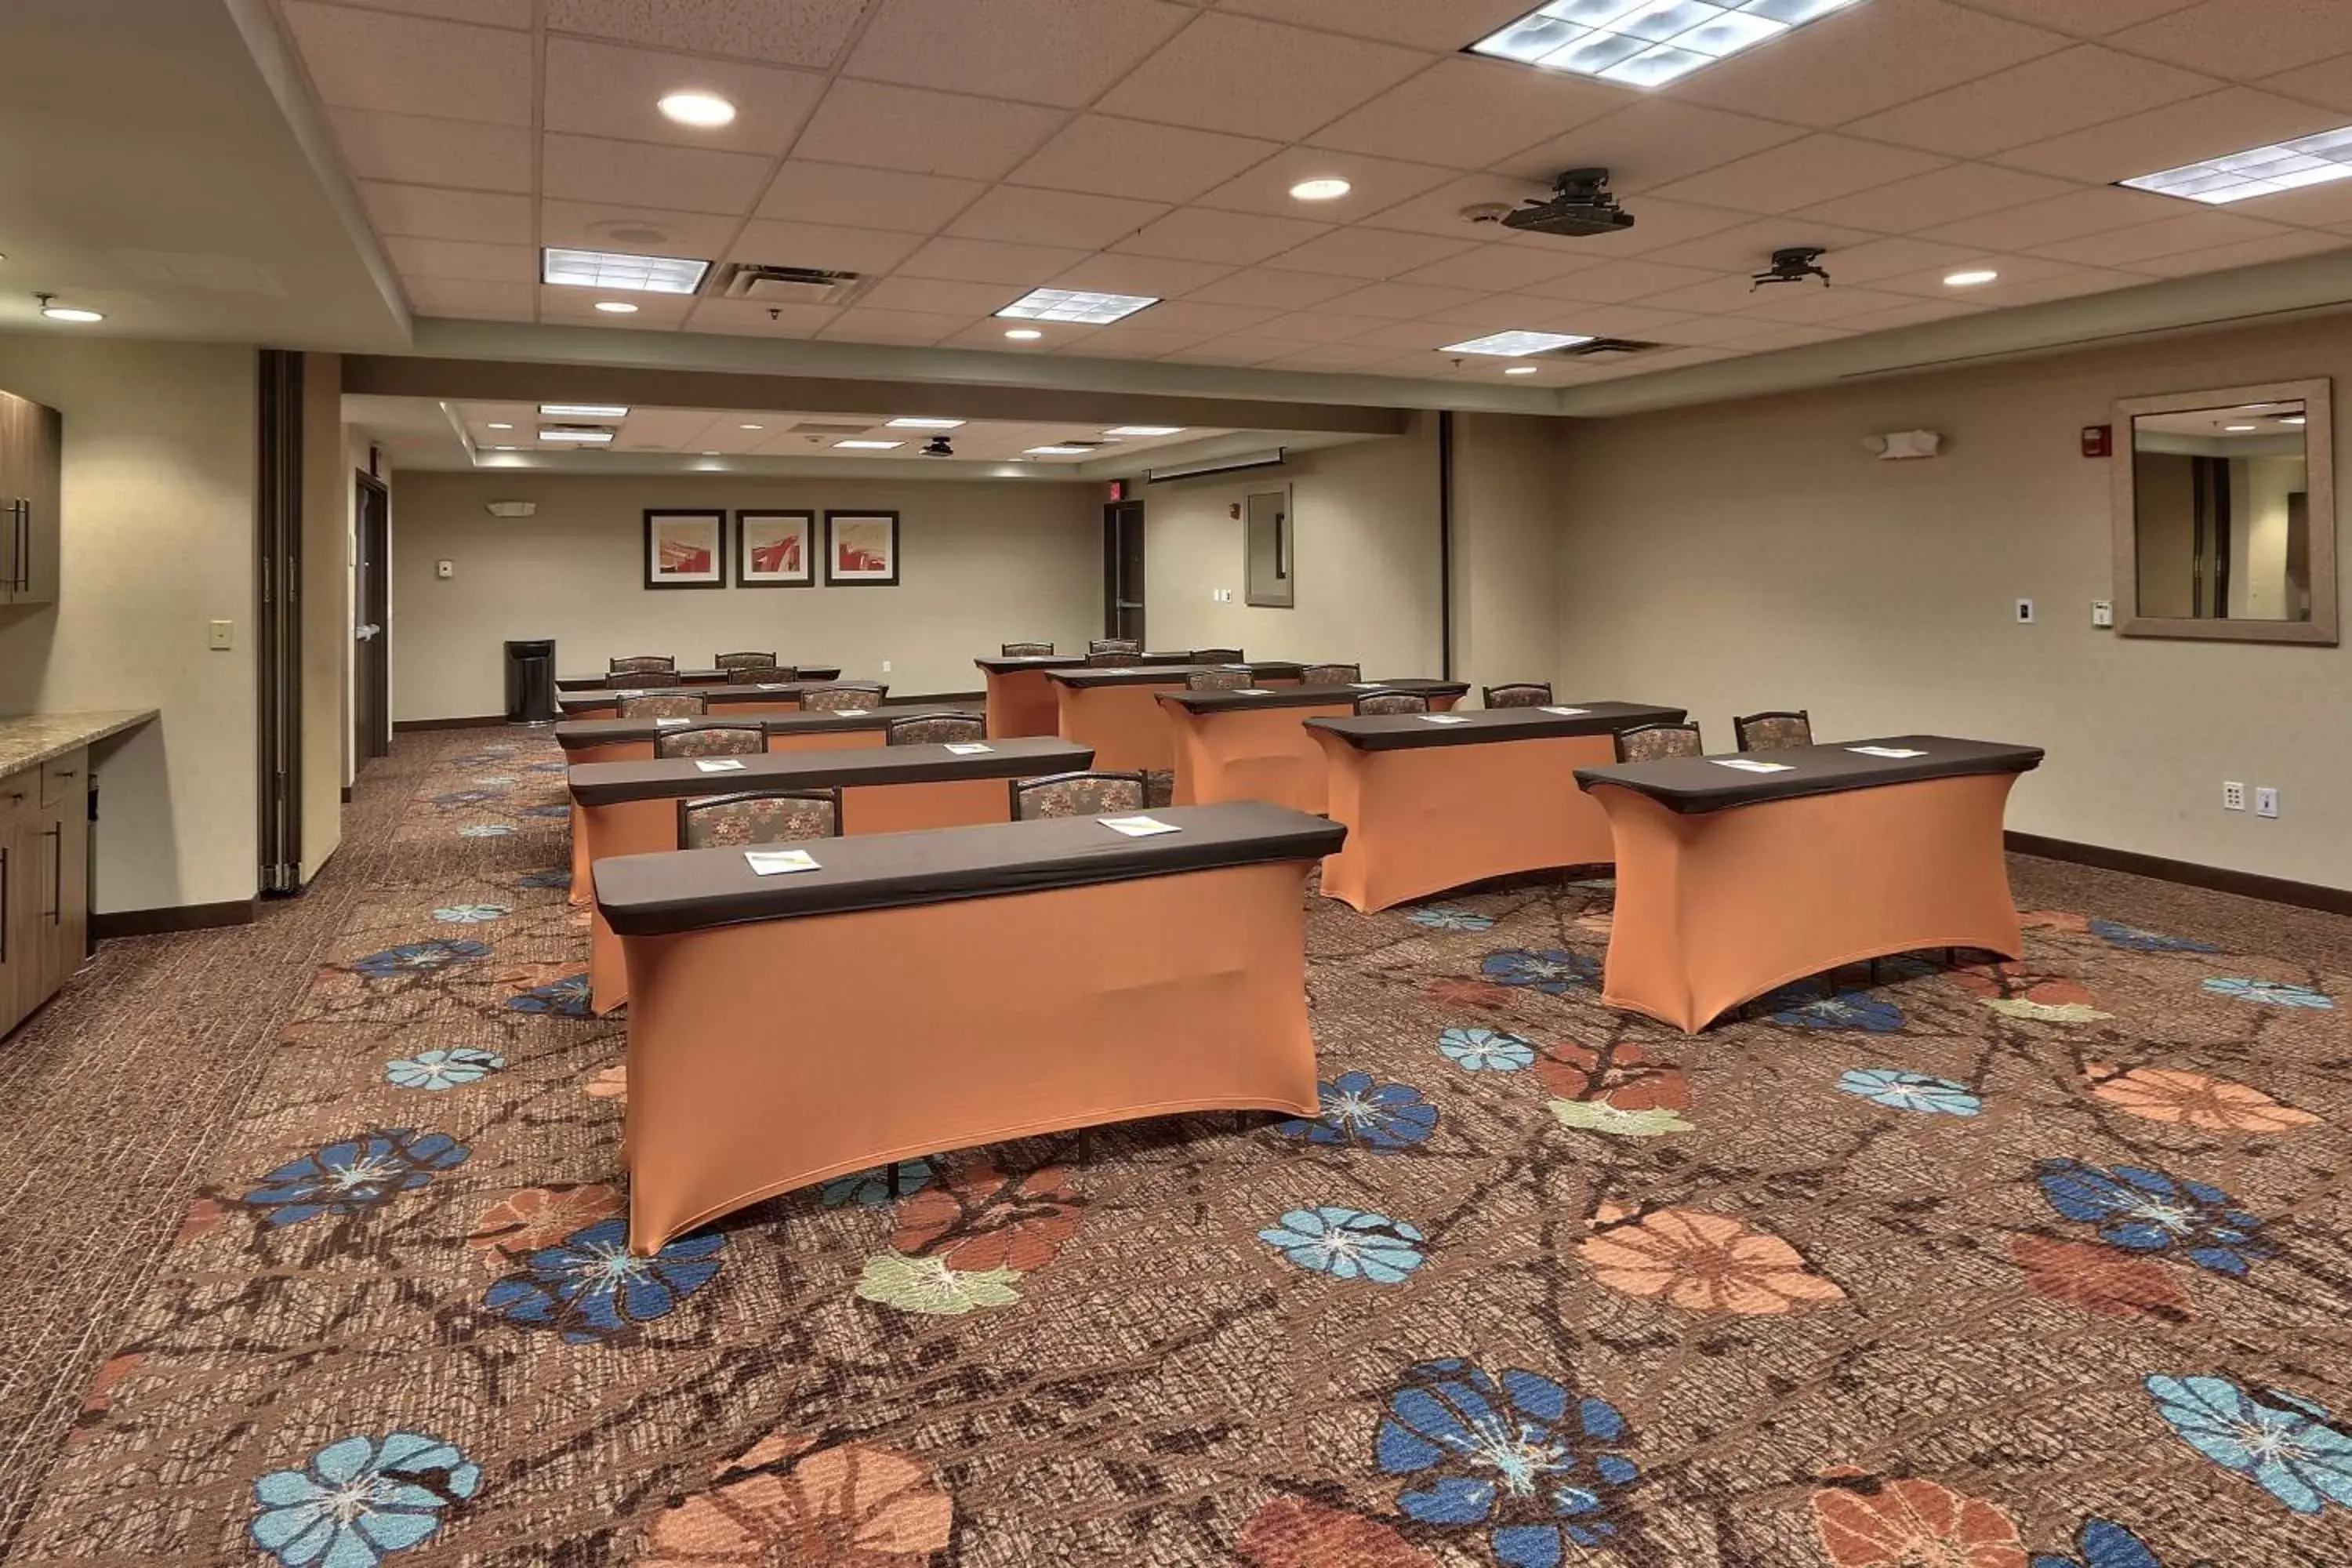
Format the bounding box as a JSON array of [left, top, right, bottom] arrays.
[[1105, 425, 1185, 437], [541, 247, 710, 295], [1026, 445, 1092, 456], [2122, 125, 2352, 205], [1469, 0, 1861, 88], [1443, 330, 1594, 357], [538, 429, 614, 444], [539, 404, 629, 419], [887, 417, 964, 429], [833, 439, 903, 450], [997, 289, 1159, 325]]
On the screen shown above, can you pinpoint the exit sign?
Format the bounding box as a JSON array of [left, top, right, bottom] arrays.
[[1108, 480, 1127, 501]]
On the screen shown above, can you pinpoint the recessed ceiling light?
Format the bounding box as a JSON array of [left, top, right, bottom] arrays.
[[887, 417, 965, 429], [538, 429, 615, 444], [2122, 124, 2352, 205], [541, 247, 710, 295], [1469, 0, 1860, 89], [657, 90, 737, 128], [702, 449, 721, 456], [35, 293, 102, 323], [1944, 269, 2000, 287], [1289, 177, 1352, 201], [1443, 329, 1592, 357], [2224, 424, 2260, 432], [997, 288, 1158, 325], [1005, 328, 1044, 341], [1026, 445, 1092, 456], [539, 404, 629, 419], [833, 439, 903, 450], [593, 299, 639, 314], [739, 423, 764, 430], [1504, 365, 1542, 375], [1105, 425, 1185, 437]]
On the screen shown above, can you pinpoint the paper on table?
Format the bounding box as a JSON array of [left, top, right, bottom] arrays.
[[757, 683, 787, 690], [692, 758, 746, 773], [1848, 745, 1928, 759], [1711, 758, 1793, 773], [1235, 688, 1274, 695], [744, 848, 819, 876], [1417, 713, 1471, 725], [654, 717, 691, 728], [943, 742, 993, 755], [1348, 682, 1383, 689], [834, 709, 871, 717], [1224, 663, 1251, 670], [1538, 706, 1589, 717], [1101, 815, 1180, 837]]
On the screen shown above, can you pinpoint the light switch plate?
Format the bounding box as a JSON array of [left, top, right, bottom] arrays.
[[2091, 600, 2113, 627], [207, 619, 234, 650], [2256, 786, 2280, 818], [2014, 597, 2035, 625]]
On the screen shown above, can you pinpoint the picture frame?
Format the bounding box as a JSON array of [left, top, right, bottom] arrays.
[[735, 510, 815, 588], [824, 510, 901, 586], [643, 510, 725, 590]]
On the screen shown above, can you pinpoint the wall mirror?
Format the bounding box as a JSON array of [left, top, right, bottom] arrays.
[[2112, 378, 2336, 644], [1245, 488, 1294, 608]]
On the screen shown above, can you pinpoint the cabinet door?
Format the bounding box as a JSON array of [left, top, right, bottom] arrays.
[[38, 799, 86, 996], [8, 399, 60, 606], [0, 394, 21, 606], [0, 819, 22, 1036]]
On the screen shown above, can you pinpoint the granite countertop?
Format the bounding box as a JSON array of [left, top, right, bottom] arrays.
[[0, 710, 159, 775]]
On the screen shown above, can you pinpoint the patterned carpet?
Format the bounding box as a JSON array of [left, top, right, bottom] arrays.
[[5, 727, 2350, 1567]]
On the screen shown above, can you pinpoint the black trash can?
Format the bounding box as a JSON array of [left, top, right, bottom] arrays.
[[504, 638, 557, 724]]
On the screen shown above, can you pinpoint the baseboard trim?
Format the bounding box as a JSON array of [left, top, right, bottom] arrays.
[[394, 715, 508, 732], [2006, 831, 2352, 917], [93, 898, 257, 939]]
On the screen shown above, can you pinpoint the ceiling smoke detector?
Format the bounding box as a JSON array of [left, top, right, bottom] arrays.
[[1490, 169, 1635, 239], [1752, 247, 1831, 289]]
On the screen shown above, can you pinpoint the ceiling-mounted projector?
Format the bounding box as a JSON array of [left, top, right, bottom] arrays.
[[1499, 169, 1635, 239], [920, 435, 954, 458]]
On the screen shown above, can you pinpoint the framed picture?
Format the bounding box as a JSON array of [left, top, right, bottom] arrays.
[[735, 510, 814, 588], [825, 510, 900, 586], [644, 510, 725, 590]]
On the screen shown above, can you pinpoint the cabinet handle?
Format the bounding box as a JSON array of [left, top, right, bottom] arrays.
[[0, 845, 9, 963], [45, 824, 61, 924]]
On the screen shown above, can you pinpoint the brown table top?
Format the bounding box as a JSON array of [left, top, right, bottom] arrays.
[[975, 652, 1196, 674], [1046, 661, 1306, 690], [554, 706, 978, 751], [568, 735, 1091, 808], [557, 681, 885, 716], [1573, 735, 2044, 814], [1158, 679, 1468, 714], [594, 800, 1346, 936], [558, 664, 842, 691], [1307, 702, 1688, 752]]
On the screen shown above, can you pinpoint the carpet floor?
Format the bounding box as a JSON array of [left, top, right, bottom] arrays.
[[3, 728, 2348, 1567]]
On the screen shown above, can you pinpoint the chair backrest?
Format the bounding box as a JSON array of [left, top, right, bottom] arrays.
[[653, 725, 765, 760], [1085, 650, 1140, 666], [1000, 641, 1054, 656], [1354, 689, 1429, 716], [616, 692, 707, 720], [1185, 668, 1254, 691], [1300, 662, 1360, 686], [614, 670, 681, 688], [727, 662, 795, 683], [886, 713, 985, 746], [1614, 723, 1705, 764], [713, 652, 778, 671], [1734, 710, 1813, 752], [1009, 770, 1149, 821], [800, 684, 887, 713], [610, 655, 675, 673], [1189, 648, 1244, 663], [677, 789, 841, 850], [1483, 682, 1553, 709], [1088, 637, 1140, 655]]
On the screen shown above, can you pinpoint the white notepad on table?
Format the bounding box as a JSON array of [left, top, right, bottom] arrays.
[[654, 717, 691, 728], [1235, 688, 1273, 696], [1101, 815, 1179, 837], [1417, 713, 1471, 725], [1538, 706, 1588, 717], [943, 742, 993, 755], [833, 708, 871, 717], [692, 758, 746, 773], [745, 848, 819, 876], [1847, 746, 1927, 759], [1711, 758, 1793, 773]]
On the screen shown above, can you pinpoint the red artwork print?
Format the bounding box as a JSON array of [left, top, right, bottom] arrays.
[[751, 536, 800, 574], [1536, 1040, 1691, 1111], [891, 1164, 1087, 1273]]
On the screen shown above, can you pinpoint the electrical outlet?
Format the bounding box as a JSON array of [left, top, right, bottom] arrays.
[[2014, 597, 2035, 625], [2256, 786, 2280, 818], [2091, 600, 2113, 627], [2223, 781, 2245, 811], [435, 559, 454, 579], [207, 619, 234, 651], [881, 659, 893, 674]]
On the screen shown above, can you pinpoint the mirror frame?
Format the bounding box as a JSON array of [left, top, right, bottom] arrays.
[[2111, 376, 2336, 645], [1244, 487, 1294, 609]]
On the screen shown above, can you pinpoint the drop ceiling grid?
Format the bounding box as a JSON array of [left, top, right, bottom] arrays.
[[280, 0, 2352, 386], [456, 401, 1235, 463]]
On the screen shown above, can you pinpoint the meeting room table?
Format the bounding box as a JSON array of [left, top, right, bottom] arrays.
[[1305, 702, 1688, 914], [1050, 662, 1306, 771], [557, 664, 842, 691], [593, 800, 1345, 1254], [975, 652, 1195, 738], [556, 681, 876, 721], [570, 735, 1092, 1013], [1159, 679, 1468, 813], [1573, 735, 2045, 1033]]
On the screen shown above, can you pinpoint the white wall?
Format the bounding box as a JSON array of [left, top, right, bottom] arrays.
[[1450, 412, 1563, 699], [299, 352, 345, 880], [389, 470, 1102, 716], [1554, 313, 2352, 892]]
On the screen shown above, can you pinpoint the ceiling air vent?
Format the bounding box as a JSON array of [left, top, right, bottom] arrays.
[[713, 263, 870, 307], [1559, 338, 1666, 361], [786, 420, 879, 438]]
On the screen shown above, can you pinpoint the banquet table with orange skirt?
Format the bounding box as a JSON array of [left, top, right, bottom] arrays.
[[976, 652, 1192, 738], [570, 735, 1090, 1013], [1305, 702, 1686, 914], [557, 665, 841, 691], [1158, 680, 1468, 812], [1050, 662, 1305, 771], [1573, 735, 2044, 1033], [594, 801, 1345, 1254], [557, 681, 882, 721]]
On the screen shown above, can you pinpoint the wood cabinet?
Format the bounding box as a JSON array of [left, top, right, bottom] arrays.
[[0, 746, 88, 1037], [0, 389, 63, 608]]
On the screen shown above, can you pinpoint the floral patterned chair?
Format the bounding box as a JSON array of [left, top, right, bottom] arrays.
[[1000, 641, 1054, 655], [1008, 771, 1149, 820], [1354, 690, 1430, 716], [727, 663, 795, 683], [609, 655, 675, 673], [1085, 650, 1142, 666], [653, 725, 766, 760], [1733, 710, 1813, 752], [1483, 682, 1553, 709], [1087, 638, 1141, 655], [1301, 662, 1361, 685], [612, 670, 681, 688], [1144, 771, 1174, 808], [800, 684, 887, 713], [1614, 723, 1705, 764], [616, 692, 707, 720], [1190, 648, 1244, 663], [1185, 669, 1254, 691], [713, 652, 778, 672], [886, 714, 985, 746], [676, 789, 840, 850]]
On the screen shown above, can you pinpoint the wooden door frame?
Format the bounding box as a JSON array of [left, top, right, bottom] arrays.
[[354, 472, 391, 764], [1102, 499, 1145, 644]]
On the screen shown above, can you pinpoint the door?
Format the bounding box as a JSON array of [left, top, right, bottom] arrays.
[[1102, 500, 1145, 644], [354, 474, 391, 764]]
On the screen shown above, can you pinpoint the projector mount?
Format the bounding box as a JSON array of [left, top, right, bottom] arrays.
[[1752, 247, 1831, 290]]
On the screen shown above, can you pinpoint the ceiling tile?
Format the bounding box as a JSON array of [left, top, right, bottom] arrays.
[[1046, 253, 1239, 296], [2226, 178, 2352, 227], [1123, 300, 1285, 335], [1189, 147, 1457, 223], [1311, 56, 1628, 170], [1354, 173, 1551, 240], [1952, 265, 2148, 303], [403, 277, 535, 318], [543, 132, 775, 214], [358, 183, 532, 245], [1114, 207, 1333, 265], [542, 37, 826, 154], [1517, 301, 1695, 336], [1809, 234, 1991, 284], [1516, 258, 1725, 303], [1494, 99, 1809, 193], [819, 307, 971, 344], [538, 285, 696, 325], [2108, 0, 2352, 82], [285, 3, 532, 125], [1010, 116, 1282, 204], [1315, 280, 1490, 320], [1258, 341, 1414, 369], [1414, 293, 1595, 332], [1865, 251, 2128, 299], [790, 81, 1065, 180], [329, 110, 534, 193], [898, 235, 1093, 283], [545, 0, 874, 68], [1948, 0, 2204, 31], [1649, 136, 1953, 214], [946, 186, 1170, 249], [1671, 0, 2069, 128], [2028, 210, 2292, 266], [1730, 282, 1922, 324], [1795, 162, 2085, 234], [1392, 245, 1598, 292], [1829, 296, 1987, 332], [845, 0, 1192, 107], [1992, 87, 2342, 183], [1691, 321, 1852, 351], [2126, 228, 2350, 274], [384, 237, 537, 283], [325, 0, 532, 22], [1211, 0, 1526, 49], [858, 276, 1023, 315], [1842, 45, 2219, 158], [1639, 216, 1882, 274], [1915, 185, 2183, 248], [935, 321, 1063, 351], [1098, 13, 1428, 140], [1236, 310, 1390, 343], [1160, 336, 1308, 365], [729, 219, 928, 273], [1181, 267, 1367, 308], [539, 201, 744, 256], [2257, 53, 2352, 114], [685, 298, 842, 336], [754, 162, 985, 234], [1259, 227, 1481, 278], [1050, 324, 1217, 357]]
